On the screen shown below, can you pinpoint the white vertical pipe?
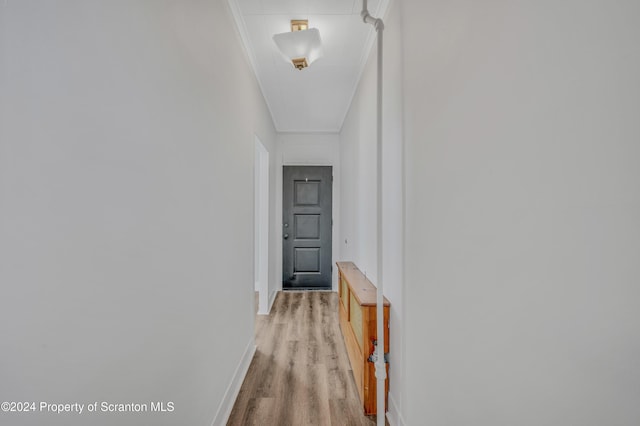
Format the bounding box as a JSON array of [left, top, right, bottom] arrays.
[[374, 27, 386, 426], [361, 1, 386, 424]]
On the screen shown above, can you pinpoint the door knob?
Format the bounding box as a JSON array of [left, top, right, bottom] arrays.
[[284, 234, 289, 239]]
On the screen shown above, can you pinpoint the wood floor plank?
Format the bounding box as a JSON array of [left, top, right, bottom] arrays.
[[227, 291, 387, 426]]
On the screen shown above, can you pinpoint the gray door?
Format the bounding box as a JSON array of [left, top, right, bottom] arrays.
[[283, 166, 332, 289]]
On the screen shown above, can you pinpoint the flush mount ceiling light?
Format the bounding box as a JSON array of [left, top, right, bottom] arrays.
[[273, 20, 323, 70]]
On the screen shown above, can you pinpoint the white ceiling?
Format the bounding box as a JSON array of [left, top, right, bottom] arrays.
[[228, 0, 388, 133]]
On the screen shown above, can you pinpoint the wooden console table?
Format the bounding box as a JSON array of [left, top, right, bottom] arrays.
[[336, 261, 390, 415]]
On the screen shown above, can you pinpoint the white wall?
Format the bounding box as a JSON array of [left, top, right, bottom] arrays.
[[402, 1, 640, 425], [254, 137, 270, 315], [0, 1, 275, 425], [339, 56, 378, 280], [339, 0, 406, 423], [276, 133, 341, 290]]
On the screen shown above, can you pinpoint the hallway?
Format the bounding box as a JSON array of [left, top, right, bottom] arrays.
[[228, 292, 387, 425], [2, 1, 639, 425]]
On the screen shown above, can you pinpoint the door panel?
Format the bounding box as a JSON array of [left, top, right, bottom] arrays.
[[294, 214, 320, 239], [283, 166, 332, 289], [294, 247, 320, 272], [294, 181, 320, 205]]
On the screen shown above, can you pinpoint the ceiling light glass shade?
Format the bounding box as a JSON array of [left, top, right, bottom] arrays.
[[273, 28, 323, 70]]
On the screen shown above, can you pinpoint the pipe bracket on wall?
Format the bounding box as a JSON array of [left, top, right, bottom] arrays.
[[367, 340, 389, 364]]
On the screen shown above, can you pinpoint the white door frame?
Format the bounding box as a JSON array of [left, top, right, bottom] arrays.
[[254, 136, 270, 315]]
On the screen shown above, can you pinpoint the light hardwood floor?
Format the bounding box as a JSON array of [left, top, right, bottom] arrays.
[[228, 291, 387, 426]]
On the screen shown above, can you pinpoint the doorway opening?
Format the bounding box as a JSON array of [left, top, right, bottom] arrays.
[[282, 166, 332, 290], [254, 137, 270, 314]]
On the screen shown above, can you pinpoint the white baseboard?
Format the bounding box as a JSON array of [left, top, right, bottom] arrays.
[[257, 289, 269, 316], [267, 290, 277, 313], [210, 339, 256, 426], [386, 391, 406, 426]]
